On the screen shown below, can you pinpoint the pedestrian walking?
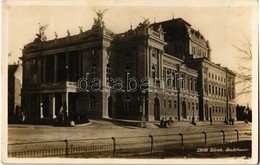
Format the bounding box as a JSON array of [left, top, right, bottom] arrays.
[[160, 117, 164, 128]]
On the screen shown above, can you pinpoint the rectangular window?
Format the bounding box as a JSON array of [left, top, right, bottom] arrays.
[[192, 47, 195, 54], [169, 100, 172, 108], [181, 73, 184, 89], [194, 79, 197, 91], [172, 72, 176, 88], [106, 66, 111, 81], [167, 69, 171, 87], [174, 100, 177, 108], [163, 68, 166, 83], [209, 84, 211, 94], [198, 49, 201, 56], [204, 79, 207, 92], [190, 77, 193, 90]]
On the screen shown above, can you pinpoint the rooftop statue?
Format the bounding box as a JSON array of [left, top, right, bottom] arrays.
[[79, 26, 83, 34], [138, 17, 150, 28], [34, 23, 48, 42], [92, 8, 108, 29], [93, 8, 108, 22]]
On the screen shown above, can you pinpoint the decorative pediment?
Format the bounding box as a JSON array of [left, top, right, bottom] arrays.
[[180, 63, 198, 75]]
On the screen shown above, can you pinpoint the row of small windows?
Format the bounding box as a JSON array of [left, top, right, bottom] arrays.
[[163, 67, 197, 91], [207, 106, 235, 114], [91, 64, 111, 80], [191, 47, 207, 57], [206, 83, 226, 97], [90, 96, 132, 111], [208, 72, 226, 83], [204, 81, 234, 99], [164, 99, 198, 110]]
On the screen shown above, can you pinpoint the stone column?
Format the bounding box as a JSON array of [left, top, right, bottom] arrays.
[[159, 50, 164, 88], [148, 47, 151, 77], [39, 95, 44, 118], [146, 47, 149, 78], [51, 94, 56, 119]]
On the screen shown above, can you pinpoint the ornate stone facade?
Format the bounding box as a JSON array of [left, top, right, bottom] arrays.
[[20, 14, 236, 122]]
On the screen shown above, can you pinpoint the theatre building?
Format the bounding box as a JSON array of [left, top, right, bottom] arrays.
[[20, 12, 236, 122]]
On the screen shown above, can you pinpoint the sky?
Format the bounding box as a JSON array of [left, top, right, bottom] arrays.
[[2, 0, 258, 107]]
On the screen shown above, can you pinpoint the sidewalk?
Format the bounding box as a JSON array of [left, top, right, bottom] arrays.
[[8, 118, 250, 129]]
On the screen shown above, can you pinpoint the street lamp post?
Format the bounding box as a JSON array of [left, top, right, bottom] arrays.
[[210, 106, 212, 125], [139, 90, 147, 128], [224, 75, 229, 125], [177, 64, 181, 121], [191, 104, 196, 125]]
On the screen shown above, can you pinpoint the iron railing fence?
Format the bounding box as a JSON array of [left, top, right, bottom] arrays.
[[8, 129, 251, 158]]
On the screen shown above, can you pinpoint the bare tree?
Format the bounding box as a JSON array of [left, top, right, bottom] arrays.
[[234, 34, 252, 96]]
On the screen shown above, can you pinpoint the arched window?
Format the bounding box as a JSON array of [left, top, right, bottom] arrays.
[[91, 64, 97, 79], [90, 96, 96, 110]]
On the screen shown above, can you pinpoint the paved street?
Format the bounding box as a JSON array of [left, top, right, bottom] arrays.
[[8, 120, 251, 144]]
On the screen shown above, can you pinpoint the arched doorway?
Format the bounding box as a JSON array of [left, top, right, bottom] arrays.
[[154, 97, 160, 121], [182, 100, 187, 119], [108, 96, 113, 118]]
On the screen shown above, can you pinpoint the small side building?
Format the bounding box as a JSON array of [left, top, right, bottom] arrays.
[[8, 62, 22, 119]]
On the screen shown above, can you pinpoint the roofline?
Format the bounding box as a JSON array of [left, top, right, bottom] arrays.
[[185, 58, 236, 75], [152, 18, 191, 27]]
